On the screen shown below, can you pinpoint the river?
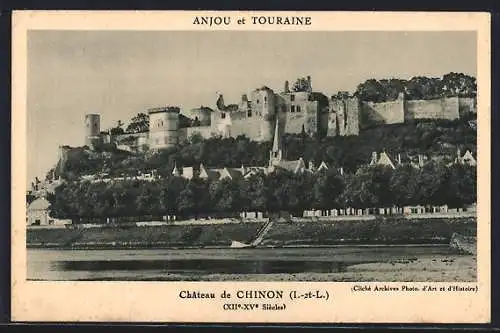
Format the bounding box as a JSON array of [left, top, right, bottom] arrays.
[[26, 245, 467, 281]]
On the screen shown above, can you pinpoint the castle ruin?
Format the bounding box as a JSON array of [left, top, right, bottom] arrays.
[[83, 76, 477, 152]]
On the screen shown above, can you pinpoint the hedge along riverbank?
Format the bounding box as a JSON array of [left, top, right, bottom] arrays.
[[26, 216, 476, 249]]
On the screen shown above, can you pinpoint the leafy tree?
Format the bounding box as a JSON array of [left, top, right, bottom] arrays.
[[355, 79, 386, 103], [26, 192, 36, 205], [209, 178, 241, 214], [109, 120, 125, 136], [415, 160, 449, 205], [352, 73, 476, 102], [177, 178, 210, 218], [389, 165, 420, 206], [442, 72, 476, 97], [313, 168, 345, 209], [126, 113, 149, 133], [239, 172, 268, 212], [292, 77, 310, 92], [344, 165, 393, 208], [442, 164, 477, 206], [405, 76, 442, 100]]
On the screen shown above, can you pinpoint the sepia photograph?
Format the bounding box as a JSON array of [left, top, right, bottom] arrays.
[[12, 11, 491, 323], [25, 29, 479, 282]]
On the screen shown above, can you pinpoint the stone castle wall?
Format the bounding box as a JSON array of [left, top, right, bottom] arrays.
[[111, 95, 472, 151], [405, 97, 460, 121], [458, 97, 477, 117], [92, 81, 476, 153], [357, 95, 473, 129], [360, 96, 405, 129], [328, 99, 343, 136], [114, 132, 148, 142], [282, 100, 318, 135]]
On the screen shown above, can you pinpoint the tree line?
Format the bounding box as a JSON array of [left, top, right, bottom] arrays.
[[342, 72, 476, 103], [47, 162, 476, 222]]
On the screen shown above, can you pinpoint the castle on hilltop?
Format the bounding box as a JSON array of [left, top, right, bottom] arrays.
[[83, 76, 477, 152]]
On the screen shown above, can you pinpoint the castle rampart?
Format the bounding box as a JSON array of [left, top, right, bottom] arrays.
[[360, 93, 405, 129], [83, 76, 477, 153], [405, 96, 460, 121]]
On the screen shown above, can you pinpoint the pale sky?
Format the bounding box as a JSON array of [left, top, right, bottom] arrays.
[[27, 30, 477, 183]]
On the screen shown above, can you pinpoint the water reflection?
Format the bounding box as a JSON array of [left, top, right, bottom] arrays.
[[28, 246, 459, 281], [55, 259, 353, 274]]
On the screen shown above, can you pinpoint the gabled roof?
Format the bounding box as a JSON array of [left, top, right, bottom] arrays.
[[317, 161, 329, 172], [199, 164, 222, 181], [220, 168, 243, 180], [369, 151, 398, 169], [453, 150, 477, 167], [460, 150, 477, 166], [377, 152, 396, 169]]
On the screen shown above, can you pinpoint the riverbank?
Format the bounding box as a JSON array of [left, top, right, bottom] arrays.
[[160, 255, 476, 282], [27, 216, 477, 250]]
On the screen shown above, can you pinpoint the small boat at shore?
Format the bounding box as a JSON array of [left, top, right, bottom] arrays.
[[230, 240, 255, 249]]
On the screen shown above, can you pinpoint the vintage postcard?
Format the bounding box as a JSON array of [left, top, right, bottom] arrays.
[[12, 11, 490, 323]]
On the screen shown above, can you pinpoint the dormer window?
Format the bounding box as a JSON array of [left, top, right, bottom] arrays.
[[290, 94, 295, 101]]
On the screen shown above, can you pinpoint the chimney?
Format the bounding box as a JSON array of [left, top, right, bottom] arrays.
[[418, 154, 424, 167], [339, 167, 344, 176], [307, 76, 312, 92], [371, 152, 378, 165], [397, 153, 402, 165], [240, 164, 246, 175], [284, 80, 290, 93]]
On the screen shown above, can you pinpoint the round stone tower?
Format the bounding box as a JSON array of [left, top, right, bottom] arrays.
[[251, 87, 276, 141], [148, 107, 180, 149], [84, 114, 101, 147]]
